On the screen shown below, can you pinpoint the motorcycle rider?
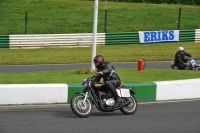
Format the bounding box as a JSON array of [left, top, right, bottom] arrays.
[[173, 47, 193, 70], [92, 55, 122, 107]]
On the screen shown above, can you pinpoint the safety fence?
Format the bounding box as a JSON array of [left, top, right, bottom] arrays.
[[0, 35, 9, 48], [0, 29, 200, 48], [179, 29, 195, 42], [1, 33, 105, 49], [195, 29, 200, 43]]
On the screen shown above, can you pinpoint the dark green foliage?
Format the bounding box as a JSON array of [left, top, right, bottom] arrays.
[[98, 0, 200, 5], [75, 68, 95, 74]]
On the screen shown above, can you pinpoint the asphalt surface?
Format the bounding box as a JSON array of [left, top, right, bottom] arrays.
[[0, 61, 174, 73], [0, 99, 200, 133], [1, 60, 200, 73]]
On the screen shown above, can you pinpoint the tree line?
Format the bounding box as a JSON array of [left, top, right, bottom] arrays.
[[96, 0, 200, 5]]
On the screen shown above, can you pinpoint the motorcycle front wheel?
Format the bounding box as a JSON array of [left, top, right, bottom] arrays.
[[70, 93, 93, 118], [120, 94, 137, 115]]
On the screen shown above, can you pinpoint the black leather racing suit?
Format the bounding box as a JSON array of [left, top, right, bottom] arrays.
[[93, 62, 121, 98], [174, 51, 192, 70]]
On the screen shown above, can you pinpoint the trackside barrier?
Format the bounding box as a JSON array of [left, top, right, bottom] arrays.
[[1, 29, 200, 49], [9, 33, 105, 48], [0, 84, 68, 105], [0, 35, 9, 48], [0, 79, 200, 105], [155, 78, 200, 100], [179, 29, 195, 42], [195, 29, 200, 43], [68, 79, 200, 102]]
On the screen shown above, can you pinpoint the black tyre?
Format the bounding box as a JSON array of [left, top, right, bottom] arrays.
[[70, 94, 93, 118], [195, 67, 200, 70], [120, 94, 137, 115]]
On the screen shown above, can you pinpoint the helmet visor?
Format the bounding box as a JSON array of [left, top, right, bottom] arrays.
[[180, 50, 185, 54], [94, 61, 100, 67], [93, 59, 99, 67]]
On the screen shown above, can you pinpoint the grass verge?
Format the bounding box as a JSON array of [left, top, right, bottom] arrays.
[[1, 42, 200, 65], [0, 68, 199, 84]]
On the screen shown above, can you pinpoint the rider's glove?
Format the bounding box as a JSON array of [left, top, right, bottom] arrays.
[[184, 63, 188, 66], [95, 71, 103, 76]]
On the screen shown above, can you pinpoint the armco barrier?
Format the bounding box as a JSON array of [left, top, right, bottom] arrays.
[[0, 79, 200, 105], [179, 29, 195, 42], [1, 29, 200, 49], [195, 29, 200, 43], [105, 32, 139, 45], [0, 35, 9, 48], [9, 33, 105, 48]]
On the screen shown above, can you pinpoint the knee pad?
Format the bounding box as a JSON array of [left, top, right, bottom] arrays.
[[105, 81, 112, 88]]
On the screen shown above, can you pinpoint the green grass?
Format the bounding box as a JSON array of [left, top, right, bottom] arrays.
[[1, 42, 200, 65], [0, 68, 200, 84], [0, 0, 200, 34]]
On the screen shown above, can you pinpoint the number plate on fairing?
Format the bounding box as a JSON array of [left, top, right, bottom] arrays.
[[190, 59, 196, 66], [82, 79, 87, 88], [116, 89, 130, 97]]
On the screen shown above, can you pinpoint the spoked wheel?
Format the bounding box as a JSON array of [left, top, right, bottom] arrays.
[[195, 67, 200, 70], [70, 93, 93, 118], [120, 94, 137, 115]]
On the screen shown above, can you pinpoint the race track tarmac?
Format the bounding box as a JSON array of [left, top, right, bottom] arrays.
[[0, 61, 176, 73]]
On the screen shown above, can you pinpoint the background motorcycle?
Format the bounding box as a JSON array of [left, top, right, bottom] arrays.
[[70, 76, 137, 118], [171, 57, 200, 70]]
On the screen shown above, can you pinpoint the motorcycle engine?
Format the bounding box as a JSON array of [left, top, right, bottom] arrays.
[[102, 98, 115, 106], [99, 91, 115, 106]]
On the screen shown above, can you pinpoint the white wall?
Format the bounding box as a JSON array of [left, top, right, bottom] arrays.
[[156, 78, 200, 100], [0, 84, 68, 105]]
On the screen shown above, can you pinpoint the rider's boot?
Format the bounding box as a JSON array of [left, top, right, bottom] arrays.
[[114, 94, 121, 108], [171, 64, 174, 69], [104, 81, 121, 107]]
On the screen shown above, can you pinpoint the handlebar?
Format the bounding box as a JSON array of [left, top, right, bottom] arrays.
[[83, 76, 95, 85], [191, 56, 195, 60]]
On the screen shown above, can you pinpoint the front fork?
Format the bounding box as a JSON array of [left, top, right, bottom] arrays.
[[75, 92, 89, 103], [75, 92, 89, 110], [82, 92, 88, 103]]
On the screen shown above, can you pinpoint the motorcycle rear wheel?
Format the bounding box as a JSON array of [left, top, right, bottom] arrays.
[[120, 94, 137, 115], [70, 93, 93, 118]]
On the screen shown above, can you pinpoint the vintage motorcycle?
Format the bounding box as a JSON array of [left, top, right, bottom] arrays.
[[171, 57, 200, 70], [70, 76, 137, 118]]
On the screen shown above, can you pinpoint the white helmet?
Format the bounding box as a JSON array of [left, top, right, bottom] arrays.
[[178, 47, 185, 54]]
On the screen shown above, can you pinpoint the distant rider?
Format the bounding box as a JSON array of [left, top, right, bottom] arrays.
[[92, 55, 122, 107], [174, 47, 193, 70]]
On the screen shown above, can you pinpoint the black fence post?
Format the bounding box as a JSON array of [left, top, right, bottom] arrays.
[[178, 8, 181, 30], [104, 0, 107, 33], [104, 9, 107, 33], [24, 11, 28, 34]]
